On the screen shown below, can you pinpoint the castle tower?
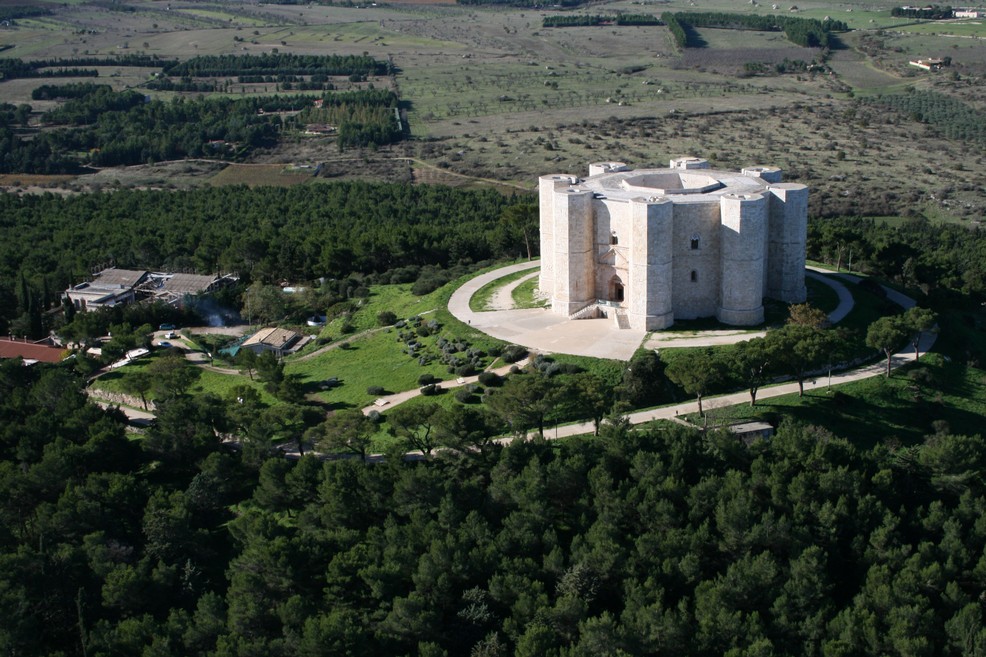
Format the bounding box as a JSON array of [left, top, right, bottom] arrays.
[[718, 193, 767, 325], [588, 161, 628, 176], [538, 175, 577, 302], [743, 166, 784, 297], [628, 196, 674, 330], [670, 157, 711, 170], [766, 183, 809, 303], [550, 186, 595, 315]]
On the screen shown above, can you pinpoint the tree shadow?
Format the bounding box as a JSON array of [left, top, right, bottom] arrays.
[[682, 24, 709, 48]]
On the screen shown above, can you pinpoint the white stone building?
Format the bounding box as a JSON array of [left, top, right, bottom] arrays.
[[538, 158, 808, 330]]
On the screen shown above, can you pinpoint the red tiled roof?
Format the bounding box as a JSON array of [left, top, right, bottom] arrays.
[[0, 339, 66, 363]]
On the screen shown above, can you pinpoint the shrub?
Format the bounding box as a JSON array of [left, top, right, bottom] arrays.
[[478, 371, 503, 387], [501, 345, 528, 363], [366, 410, 383, 423], [455, 364, 476, 377], [420, 383, 441, 396], [545, 362, 584, 377], [367, 385, 386, 396], [418, 373, 439, 386], [412, 276, 444, 296], [377, 310, 397, 326], [454, 388, 476, 403]]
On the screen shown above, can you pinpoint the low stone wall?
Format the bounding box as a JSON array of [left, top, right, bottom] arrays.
[[86, 388, 156, 412]]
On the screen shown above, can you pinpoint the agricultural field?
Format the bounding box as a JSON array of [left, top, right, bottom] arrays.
[[0, 0, 980, 226]]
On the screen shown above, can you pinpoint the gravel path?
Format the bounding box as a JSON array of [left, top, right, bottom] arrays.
[[488, 271, 540, 310]]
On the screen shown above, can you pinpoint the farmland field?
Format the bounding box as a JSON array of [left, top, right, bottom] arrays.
[[0, 0, 981, 224]]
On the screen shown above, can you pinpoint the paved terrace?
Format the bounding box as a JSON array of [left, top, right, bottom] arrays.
[[448, 261, 856, 360], [447, 261, 646, 360]]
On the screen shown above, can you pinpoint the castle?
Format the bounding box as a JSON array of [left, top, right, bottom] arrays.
[[538, 158, 808, 330]]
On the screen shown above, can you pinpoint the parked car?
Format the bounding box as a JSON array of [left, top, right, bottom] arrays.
[[159, 323, 176, 331]]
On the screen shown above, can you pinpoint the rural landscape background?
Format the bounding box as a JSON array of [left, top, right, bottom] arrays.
[[3, 0, 986, 655]]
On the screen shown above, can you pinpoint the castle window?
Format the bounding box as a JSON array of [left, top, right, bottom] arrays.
[[610, 232, 619, 245], [690, 235, 700, 250], [690, 270, 698, 282]]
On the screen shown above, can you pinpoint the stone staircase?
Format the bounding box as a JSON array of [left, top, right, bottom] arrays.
[[569, 303, 603, 320]]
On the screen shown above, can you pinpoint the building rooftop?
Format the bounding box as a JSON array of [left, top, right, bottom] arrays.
[[161, 273, 220, 296], [90, 268, 148, 289], [576, 167, 774, 204], [0, 338, 66, 364], [242, 327, 300, 349]]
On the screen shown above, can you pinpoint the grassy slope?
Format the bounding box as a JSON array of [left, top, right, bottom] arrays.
[[693, 355, 986, 450]]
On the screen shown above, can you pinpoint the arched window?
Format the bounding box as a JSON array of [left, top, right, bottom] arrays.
[[610, 232, 619, 245], [690, 270, 698, 282], [690, 235, 700, 250]]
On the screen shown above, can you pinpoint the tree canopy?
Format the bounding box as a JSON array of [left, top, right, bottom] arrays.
[[4, 361, 986, 657]]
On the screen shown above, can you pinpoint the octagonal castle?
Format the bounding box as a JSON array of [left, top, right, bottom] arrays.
[[539, 158, 808, 330]]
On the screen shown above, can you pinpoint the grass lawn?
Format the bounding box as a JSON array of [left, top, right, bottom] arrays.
[[837, 278, 901, 336], [512, 277, 549, 309], [285, 328, 455, 410], [806, 276, 840, 315], [469, 267, 536, 311], [285, 267, 520, 410], [91, 351, 277, 406]]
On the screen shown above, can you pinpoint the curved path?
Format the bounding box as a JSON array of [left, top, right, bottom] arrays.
[[807, 267, 855, 323], [450, 261, 858, 358]]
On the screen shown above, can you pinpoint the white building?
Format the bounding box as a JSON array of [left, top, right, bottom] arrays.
[[538, 159, 808, 330], [65, 268, 148, 311], [240, 327, 301, 357]]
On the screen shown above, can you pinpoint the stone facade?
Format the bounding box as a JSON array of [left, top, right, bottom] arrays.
[[539, 158, 808, 330]]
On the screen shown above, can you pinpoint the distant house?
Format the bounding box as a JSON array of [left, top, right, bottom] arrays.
[[241, 327, 301, 357], [65, 268, 148, 312], [954, 8, 984, 17], [0, 337, 67, 365], [910, 58, 946, 71]]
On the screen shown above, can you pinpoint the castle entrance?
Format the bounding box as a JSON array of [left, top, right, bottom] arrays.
[[609, 276, 625, 303]]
